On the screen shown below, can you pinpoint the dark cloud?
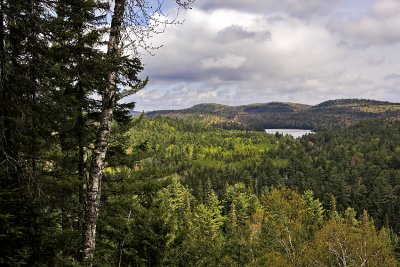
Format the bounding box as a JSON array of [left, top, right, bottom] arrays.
[[216, 25, 270, 43], [384, 73, 400, 81], [216, 25, 256, 42]]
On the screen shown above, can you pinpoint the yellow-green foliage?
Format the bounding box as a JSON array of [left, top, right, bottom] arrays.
[[356, 104, 400, 113], [307, 211, 398, 267]]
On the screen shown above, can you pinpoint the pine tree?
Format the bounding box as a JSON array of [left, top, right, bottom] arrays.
[[48, 0, 109, 260], [0, 0, 55, 264]]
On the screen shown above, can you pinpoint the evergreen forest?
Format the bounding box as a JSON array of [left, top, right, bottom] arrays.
[[0, 1, 399, 266]]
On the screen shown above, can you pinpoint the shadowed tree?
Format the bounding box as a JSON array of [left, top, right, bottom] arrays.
[[81, 0, 195, 264]]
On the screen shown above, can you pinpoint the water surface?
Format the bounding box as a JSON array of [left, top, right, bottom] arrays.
[[265, 129, 314, 138]]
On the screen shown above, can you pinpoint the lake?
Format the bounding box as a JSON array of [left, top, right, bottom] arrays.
[[265, 129, 314, 138]]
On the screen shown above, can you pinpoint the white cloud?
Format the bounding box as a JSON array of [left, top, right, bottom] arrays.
[[372, 0, 400, 17], [330, 16, 400, 45], [330, 0, 400, 45], [142, 9, 343, 80]]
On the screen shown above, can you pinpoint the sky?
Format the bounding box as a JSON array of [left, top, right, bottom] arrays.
[[129, 0, 400, 111]]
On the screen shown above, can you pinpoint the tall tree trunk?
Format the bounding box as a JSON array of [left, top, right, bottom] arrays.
[[77, 77, 86, 239], [0, 0, 10, 158], [0, 0, 5, 133], [80, 0, 126, 263], [28, 4, 37, 179], [0, 0, 4, 97]]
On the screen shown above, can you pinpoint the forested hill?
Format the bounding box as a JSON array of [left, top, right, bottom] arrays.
[[146, 99, 400, 130]]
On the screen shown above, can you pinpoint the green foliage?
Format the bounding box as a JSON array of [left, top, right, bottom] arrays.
[[148, 99, 400, 131], [287, 120, 400, 232], [90, 117, 400, 265], [308, 210, 398, 267]]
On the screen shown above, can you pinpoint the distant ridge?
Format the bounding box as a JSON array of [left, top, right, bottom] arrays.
[[147, 102, 310, 115], [313, 99, 393, 108], [146, 99, 400, 131]]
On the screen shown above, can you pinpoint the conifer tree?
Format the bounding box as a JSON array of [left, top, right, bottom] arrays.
[[0, 1, 55, 264], [49, 0, 109, 256], [81, 0, 194, 263]]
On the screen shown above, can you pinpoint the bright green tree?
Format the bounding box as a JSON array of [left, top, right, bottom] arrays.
[[308, 210, 398, 267]]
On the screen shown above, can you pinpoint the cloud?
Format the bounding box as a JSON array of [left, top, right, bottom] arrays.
[[130, 2, 400, 111], [215, 25, 270, 43], [196, 0, 343, 17], [201, 54, 247, 69], [330, 16, 400, 45], [372, 0, 400, 17], [384, 73, 400, 81], [142, 9, 342, 81], [330, 0, 400, 45]]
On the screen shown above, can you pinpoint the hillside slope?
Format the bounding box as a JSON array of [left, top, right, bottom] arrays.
[[146, 99, 400, 130]]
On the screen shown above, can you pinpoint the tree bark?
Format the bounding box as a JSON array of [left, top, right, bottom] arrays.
[[0, 0, 4, 101], [0, 0, 9, 156], [80, 0, 126, 264], [0, 0, 5, 132], [28, 1, 37, 179], [77, 76, 86, 241]]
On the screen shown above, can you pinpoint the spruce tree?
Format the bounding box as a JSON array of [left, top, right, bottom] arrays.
[[0, 0, 55, 264]]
